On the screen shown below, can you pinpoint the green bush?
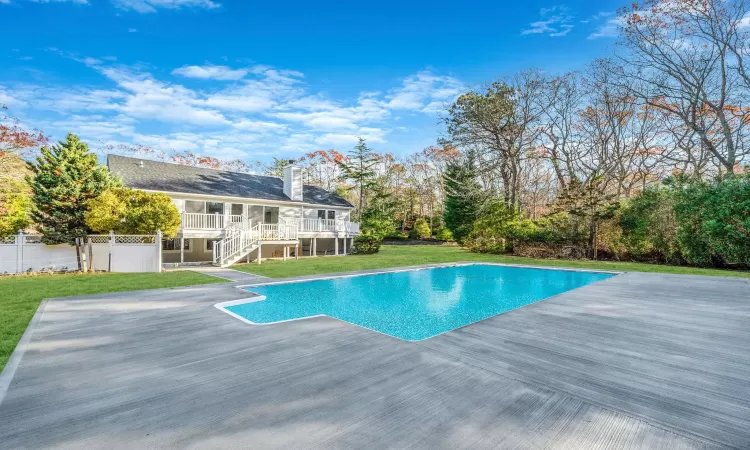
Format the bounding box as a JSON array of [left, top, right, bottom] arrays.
[[409, 218, 431, 239], [673, 175, 750, 267], [385, 232, 408, 240], [434, 227, 454, 241], [617, 188, 679, 263], [361, 210, 397, 239], [464, 201, 519, 253], [353, 234, 382, 254]]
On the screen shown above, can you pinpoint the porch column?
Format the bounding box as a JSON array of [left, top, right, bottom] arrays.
[[180, 237, 185, 264], [334, 237, 339, 256], [343, 237, 347, 255], [350, 237, 354, 254], [295, 243, 299, 261], [283, 246, 287, 261], [312, 238, 317, 257], [257, 242, 262, 264]]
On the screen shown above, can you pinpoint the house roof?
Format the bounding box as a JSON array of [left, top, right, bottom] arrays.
[[107, 155, 353, 208]]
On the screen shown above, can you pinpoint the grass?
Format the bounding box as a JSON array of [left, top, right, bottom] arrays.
[[0, 271, 223, 373], [233, 244, 750, 279]]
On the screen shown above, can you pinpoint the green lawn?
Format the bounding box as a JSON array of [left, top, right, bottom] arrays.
[[0, 271, 223, 373], [233, 244, 750, 279]]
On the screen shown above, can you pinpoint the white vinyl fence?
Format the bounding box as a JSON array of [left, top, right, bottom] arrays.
[[1, 231, 163, 274]]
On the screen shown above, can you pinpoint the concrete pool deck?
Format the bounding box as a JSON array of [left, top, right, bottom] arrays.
[[0, 265, 748, 449]]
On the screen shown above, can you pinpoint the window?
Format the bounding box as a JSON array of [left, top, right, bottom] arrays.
[[206, 239, 219, 251], [318, 210, 336, 220], [207, 202, 224, 215], [162, 239, 189, 251], [185, 200, 205, 214], [231, 203, 243, 215]]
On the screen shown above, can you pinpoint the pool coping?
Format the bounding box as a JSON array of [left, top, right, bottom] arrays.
[[213, 262, 622, 341]]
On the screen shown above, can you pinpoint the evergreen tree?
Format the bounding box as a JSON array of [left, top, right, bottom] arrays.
[[442, 150, 481, 243], [360, 182, 397, 238], [553, 176, 619, 259], [27, 133, 119, 245], [264, 157, 293, 177], [337, 137, 380, 220]]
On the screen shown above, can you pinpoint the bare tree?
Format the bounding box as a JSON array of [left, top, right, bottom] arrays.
[[616, 0, 750, 173]]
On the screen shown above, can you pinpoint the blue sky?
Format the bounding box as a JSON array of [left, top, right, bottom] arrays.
[[1, 0, 624, 162]]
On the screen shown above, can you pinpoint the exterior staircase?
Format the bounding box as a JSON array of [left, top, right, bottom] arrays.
[[212, 220, 299, 267]]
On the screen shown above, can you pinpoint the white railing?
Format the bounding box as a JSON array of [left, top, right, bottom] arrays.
[[287, 218, 360, 234], [182, 213, 245, 230], [257, 221, 299, 241], [213, 225, 257, 265], [182, 213, 359, 235], [182, 213, 225, 230]]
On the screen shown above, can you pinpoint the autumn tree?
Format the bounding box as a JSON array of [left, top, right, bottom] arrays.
[[0, 106, 47, 237], [300, 150, 346, 190], [105, 144, 257, 173], [617, 0, 750, 173]]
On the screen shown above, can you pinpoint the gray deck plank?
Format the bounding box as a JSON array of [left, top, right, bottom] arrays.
[[0, 269, 747, 449]]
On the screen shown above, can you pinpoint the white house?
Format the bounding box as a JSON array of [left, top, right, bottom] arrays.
[[108, 155, 360, 267]]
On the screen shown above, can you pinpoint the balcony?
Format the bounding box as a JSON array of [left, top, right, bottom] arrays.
[[180, 213, 360, 236], [181, 213, 244, 230], [288, 218, 360, 235]]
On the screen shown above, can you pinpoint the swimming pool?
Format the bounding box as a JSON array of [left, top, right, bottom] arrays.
[[219, 264, 615, 341]]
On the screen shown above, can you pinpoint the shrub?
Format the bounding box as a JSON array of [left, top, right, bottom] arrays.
[[464, 200, 519, 253], [85, 187, 181, 238], [409, 218, 431, 239], [434, 227, 454, 241], [361, 209, 397, 239], [0, 181, 31, 238], [353, 234, 382, 254], [385, 231, 408, 240], [617, 188, 679, 263], [673, 175, 750, 267]]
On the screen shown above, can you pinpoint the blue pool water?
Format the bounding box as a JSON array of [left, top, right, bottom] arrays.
[[224, 264, 614, 341]]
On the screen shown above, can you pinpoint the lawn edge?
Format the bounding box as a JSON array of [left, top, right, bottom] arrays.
[[0, 298, 49, 409]]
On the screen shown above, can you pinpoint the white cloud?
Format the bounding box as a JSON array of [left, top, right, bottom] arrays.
[[233, 119, 286, 132], [581, 11, 613, 24], [587, 15, 624, 40], [100, 67, 230, 126], [172, 64, 248, 81], [386, 71, 463, 112], [4, 56, 464, 160], [522, 5, 574, 37], [112, 0, 219, 13], [128, 28, 138, 33], [0, 86, 26, 107]]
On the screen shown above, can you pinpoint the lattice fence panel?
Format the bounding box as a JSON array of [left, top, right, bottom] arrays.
[[23, 235, 43, 244], [115, 235, 156, 245]]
